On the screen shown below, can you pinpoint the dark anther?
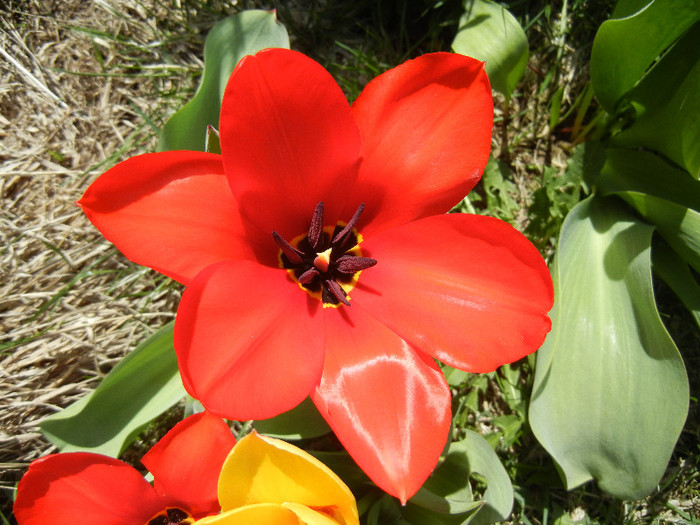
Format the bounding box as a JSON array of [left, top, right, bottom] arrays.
[[273, 202, 376, 306], [336, 255, 377, 274], [148, 507, 192, 525], [332, 203, 364, 248], [272, 231, 303, 264], [326, 279, 351, 306], [308, 201, 325, 250], [167, 509, 189, 522], [298, 267, 320, 284]]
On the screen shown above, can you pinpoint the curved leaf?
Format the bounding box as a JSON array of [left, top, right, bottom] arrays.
[[590, 0, 699, 112], [611, 22, 700, 177], [40, 322, 186, 457], [451, 0, 528, 97], [400, 431, 512, 524], [158, 10, 290, 151], [621, 192, 700, 274], [653, 241, 700, 330], [529, 196, 689, 499], [596, 148, 700, 212], [253, 397, 331, 440]]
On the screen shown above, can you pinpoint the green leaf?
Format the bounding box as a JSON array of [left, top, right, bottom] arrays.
[[596, 148, 700, 212], [205, 125, 221, 155], [253, 396, 330, 440], [590, 0, 699, 113], [621, 192, 700, 274], [158, 10, 289, 151], [40, 322, 186, 457], [451, 0, 528, 97], [404, 431, 513, 524], [529, 195, 689, 499], [611, 22, 700, 177], [653, 240, 700, 330]]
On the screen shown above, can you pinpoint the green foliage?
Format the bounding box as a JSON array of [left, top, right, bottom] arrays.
[[527, 144, 589, 249], [611, 22, 700, 177], [40, 322, 185, 457], [451, 0, 528, 98], [158, 10, 289, 151], [530, 0, 700, 502], [590, 0, 699, 113], [530, 196, 689, 499], [365, 431, 513, 524], [253, 397, 331, 440]]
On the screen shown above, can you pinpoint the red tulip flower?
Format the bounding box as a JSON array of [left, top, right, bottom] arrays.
[[14, 412, 236, 524], [79, 48, 553, 502]]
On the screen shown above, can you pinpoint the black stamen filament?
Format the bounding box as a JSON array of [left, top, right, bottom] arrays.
[[273, 202, 376, 306]]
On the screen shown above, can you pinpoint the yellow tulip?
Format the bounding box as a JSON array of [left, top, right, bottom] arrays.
[[196, 431, 359, 525]]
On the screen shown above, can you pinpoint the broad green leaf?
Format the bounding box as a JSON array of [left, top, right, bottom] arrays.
[[621, 192, 700, 274], [40, 322, 186, 457], [611, 22, 700, 177], [595, 148, 700, 272], [404, 431, 513, 524], [158, 10, 290, 151], [253, 396, 330, 440], [451, 0, 528, 97], [653, 241, 700, 329], [529, 196, 688, 499], [590, 0, 699, 113], [596, 148, 700, 212]]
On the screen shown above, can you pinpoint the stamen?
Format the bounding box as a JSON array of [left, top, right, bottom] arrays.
[[298, 268, 319, 284], [273, 202, 375, 307], [325, 279, 351, 306], [272, 231, 303, 264], [332, 203, 365, 246], [308, 201, 325, 250], [336, 255, 377, 274]]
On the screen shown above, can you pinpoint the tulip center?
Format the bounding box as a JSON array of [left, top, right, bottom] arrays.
[[146, 507, 194, 525], [272, 202, 376, 307]]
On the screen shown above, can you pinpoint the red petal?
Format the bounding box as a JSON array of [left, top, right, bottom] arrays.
[[13, 453, 163, 525], [141, 412, 237, 517], [348, 53, 493, 234], [219, 48, 361, 242], [312, 307, 451, 504], [354, 214, 554, 371], [174, 260, 325, 420], [78, 151, 269, 285]]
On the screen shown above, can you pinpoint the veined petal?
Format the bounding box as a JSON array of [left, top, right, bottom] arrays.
[[312, 307, 451, 504], [348, 53, 493, 234], [196, 503, 300, 525], [78, 151, 267, 285], [217, 432, 358, 525], [354, 214, 554, 372], [174, 260, 325, 421], [219, 48, 361, 242], [141, 412, 236, 517], [13, 453, 163, 525]]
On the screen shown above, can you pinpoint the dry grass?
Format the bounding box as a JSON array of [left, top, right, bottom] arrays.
[[0, 0, 228, 512]]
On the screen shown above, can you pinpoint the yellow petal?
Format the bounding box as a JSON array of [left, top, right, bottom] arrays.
[[217, 431, 359, 525], [283, 502, 343, 525], [195, 503, 299, 525]]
